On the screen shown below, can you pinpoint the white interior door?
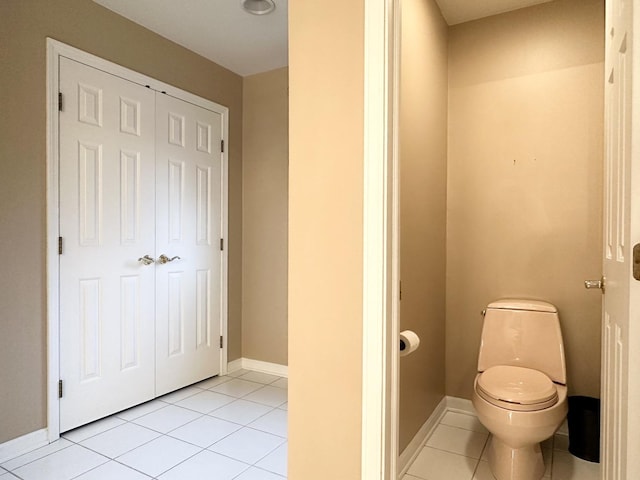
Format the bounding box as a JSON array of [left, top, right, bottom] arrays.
[[154, 93, 223, 396], [59, 56, 224, 430], [601, 0, 640, 477], [59, 57, 156, 432]]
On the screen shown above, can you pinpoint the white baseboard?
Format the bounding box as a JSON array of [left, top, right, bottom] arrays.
[[445, 396, 475, 415], [398, 396, 448, 476], [0, 428, 49, 464], [227, 358, 243, 374], [227, 357, 288, 378]]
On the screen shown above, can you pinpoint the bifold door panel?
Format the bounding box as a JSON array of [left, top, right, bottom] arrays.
[[59, 57, 223, 432]]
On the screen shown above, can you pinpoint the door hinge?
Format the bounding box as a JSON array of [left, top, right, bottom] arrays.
[[634, 244, 640, 281], [399, 281, 402, 301], [58, 92, 63, 112], [220, 238, 224, 251], [219, 336, 224, 348], [58, 236, 63, 255], [58, 380, 63, 398], [221, 139, 224, 153]]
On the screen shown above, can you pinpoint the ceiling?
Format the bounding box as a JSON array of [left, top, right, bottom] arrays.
[[93, 0, 552, 77], [435, 0, 554, 25], [93, 0, 288, 77]]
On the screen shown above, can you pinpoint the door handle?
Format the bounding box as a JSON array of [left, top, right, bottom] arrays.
[[137, 255, 155, 266], [157, 254, 181, 264], [584, 276, 605, 293]]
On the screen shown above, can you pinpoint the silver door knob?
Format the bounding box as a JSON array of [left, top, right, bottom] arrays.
[[584, 277, 605, 293], [138, 255, 155, 266], [158, 254, 181, 264]]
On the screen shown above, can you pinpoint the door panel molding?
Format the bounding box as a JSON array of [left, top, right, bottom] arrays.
[[46, 38, 229, 440]]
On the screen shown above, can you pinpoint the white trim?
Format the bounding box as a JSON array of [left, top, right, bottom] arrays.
[[445, 396, 475, 414], [0, 429, 49, 464], [46, 38, 229, 437], [46, 39, 62, 443], [227, 358, 244, 374], [240, 358, 288, 377], [397, 397, 448, 477], [361, 0, 397, 479]]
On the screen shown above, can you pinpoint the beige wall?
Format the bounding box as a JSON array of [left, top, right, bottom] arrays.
[[399, 0, 448, 453], [0, 0, 243, 444], [242, 67, 289, 365], [446, 0, 605, 399], [288, 0, 364, 477]]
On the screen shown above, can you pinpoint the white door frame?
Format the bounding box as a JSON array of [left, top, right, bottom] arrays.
[[45, 38, 229, 441], [361, 0, 400, 478]]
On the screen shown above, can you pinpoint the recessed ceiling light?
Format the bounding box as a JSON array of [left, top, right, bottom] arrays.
[[242, 0, 276, 15]]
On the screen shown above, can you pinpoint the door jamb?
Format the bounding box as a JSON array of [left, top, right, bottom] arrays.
[[361, 0, 400, 478], [45, 38, 229, 441]]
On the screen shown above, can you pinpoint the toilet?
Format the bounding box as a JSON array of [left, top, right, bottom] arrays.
[[472, 299, 568, 480]]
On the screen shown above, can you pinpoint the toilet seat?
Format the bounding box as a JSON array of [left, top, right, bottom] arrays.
[[477, 365, 559, 412]]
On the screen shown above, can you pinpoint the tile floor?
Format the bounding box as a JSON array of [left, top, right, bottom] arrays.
[[0, 369, 288, 480], [1, 380, 602, 480], [403, 410, 601, 480]]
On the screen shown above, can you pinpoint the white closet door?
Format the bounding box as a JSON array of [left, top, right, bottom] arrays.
[[155, 93, 223, 395], [59, 57, 156, 432]]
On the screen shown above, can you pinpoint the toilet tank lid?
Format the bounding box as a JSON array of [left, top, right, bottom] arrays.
[[487, 299, 557, 313]]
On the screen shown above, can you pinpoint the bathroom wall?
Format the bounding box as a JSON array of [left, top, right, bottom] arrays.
[[399, 0, 448, 453], [446, 0, 605, 399], [0, 0, 243, 444], [289, 0, 365, 477], [242, 67, 289, 366]]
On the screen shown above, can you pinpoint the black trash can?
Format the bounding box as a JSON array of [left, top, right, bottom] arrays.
[[567, 396, 600, 463]]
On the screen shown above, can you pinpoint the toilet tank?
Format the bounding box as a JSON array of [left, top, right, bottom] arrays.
[[477, 299, 566, 384]]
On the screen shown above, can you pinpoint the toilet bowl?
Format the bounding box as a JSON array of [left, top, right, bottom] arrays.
[[473, 299, 567, 480]]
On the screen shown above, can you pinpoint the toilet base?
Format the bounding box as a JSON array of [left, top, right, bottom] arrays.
[[488, 437, 545, 480]]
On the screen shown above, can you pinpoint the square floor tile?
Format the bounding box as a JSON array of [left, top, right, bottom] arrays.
[[210, 379, 264, 397], [440, 411, 488, 434], [249, 409, 287, 438], [116, 436, 201, 477], [472, 461, 496, 480], [407, 446, 477, 480], [72, 460, 152, 479], [552, 451, 600, 480], [401, 475, 423, 480], [195, 375, 231, 389], [13, 444, 108, 480], [234, 466, 286, 479], [271, 378, 288, 389], [1, 438, 74, 471], [168, 415, 241, 447], [210, 399, 274, 425], [209, 427, 285, 464], [239, 372, 281, 385], [0, 473, 18, 479], [80, 422, 160, 458], [228, 368, 251, 377], [426, 424, 488, 459], [63, 416, 126, 443], [554, 433, 570, 451], [243, 386, 288, 407], [158, 386, 203, 404], [278, 402, 288, 411], [255, 442, 287, 476], [132, 405, 202, 433], [175, 390, 236, 414], [158, 450, 249, 480], [116, 399, 168, 421]]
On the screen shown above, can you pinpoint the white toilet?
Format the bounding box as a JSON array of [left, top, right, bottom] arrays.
[[472, 299, 568, 480]]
